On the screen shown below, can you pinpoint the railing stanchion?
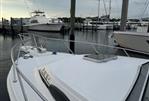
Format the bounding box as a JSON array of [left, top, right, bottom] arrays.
[[33, 34, 38, 48], [123, 49, 130, 57], [63, 41, 74, 54], [91, 45, 100, 54]]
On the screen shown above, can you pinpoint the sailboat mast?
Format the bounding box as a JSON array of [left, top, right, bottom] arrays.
[[98, 0, 100, 21], [103, 0, 107, 16], [109, 0, 111, 19], [147, 21, 149, 33]]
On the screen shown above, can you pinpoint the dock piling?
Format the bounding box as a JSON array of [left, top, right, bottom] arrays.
[[69, 0, 76, 53], [20, 18, 23, 33], [120, 0, 129, 31], [10, 17, 15, 35]]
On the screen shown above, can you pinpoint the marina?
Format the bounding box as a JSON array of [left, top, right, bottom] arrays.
[[1, 0, 149, 100], [1, 30, 149, 101]]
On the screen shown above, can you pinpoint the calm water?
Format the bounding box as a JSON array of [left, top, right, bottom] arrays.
[[0, 30, 149, 101], [0, 34, 19, 101]]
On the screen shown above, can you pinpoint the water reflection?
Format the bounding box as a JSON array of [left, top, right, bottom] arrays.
[[0, 34, 19, 60]]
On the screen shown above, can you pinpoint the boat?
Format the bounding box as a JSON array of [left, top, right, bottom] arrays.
[[26, 10, 64, 32], [96, 0, 113, 30], [7, 33, 149, 101], [113, 0, 149, 54], [137, 26, 148, 33], [113, 30, 149, 54], [97, 23, 113, 30], [83, 19, 113, 30], [82, 0, 113, 31]]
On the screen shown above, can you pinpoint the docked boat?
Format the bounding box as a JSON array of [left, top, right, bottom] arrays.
[[83, 19, 113, 30], [113, 31, 149, 54], [137, 26, 148, 33], [26, 10, 64, 32], [7, 34, 149, 101], [97, 24, 113, 30]]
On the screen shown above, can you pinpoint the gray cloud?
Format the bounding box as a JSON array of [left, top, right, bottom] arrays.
[[1, 0, 149, 18]]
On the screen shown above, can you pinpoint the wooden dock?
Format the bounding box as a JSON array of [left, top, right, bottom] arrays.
[[0, 17, 28, 35]]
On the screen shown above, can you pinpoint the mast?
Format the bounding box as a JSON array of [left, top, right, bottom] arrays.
[[103, 0, 108, 16], [109, 0, 111, 19], [120, 0, 129, 31], [98, 0, 100, 21]]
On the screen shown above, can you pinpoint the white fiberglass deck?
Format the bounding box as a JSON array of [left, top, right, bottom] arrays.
[[48, 55, 148, 101], [7, 52, 73, 101], [7, 50, 149, 101]]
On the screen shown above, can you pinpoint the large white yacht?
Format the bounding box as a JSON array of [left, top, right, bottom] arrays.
[[26, 10, 64, 32], [7, 33, 149, 101]]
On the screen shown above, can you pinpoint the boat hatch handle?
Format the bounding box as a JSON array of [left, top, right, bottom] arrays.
[[83, 54, 117, 63], [39, 68, 51, 86]]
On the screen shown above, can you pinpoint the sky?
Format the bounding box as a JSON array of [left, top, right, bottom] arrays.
[[0, 0, 149, 19]]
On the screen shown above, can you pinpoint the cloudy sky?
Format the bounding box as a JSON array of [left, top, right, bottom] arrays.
[[0, 0, 149, 19]]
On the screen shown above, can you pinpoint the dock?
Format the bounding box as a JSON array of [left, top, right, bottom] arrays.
[[0, 18, 28, 35]]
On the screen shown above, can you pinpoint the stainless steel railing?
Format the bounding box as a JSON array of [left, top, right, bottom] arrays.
[[11, 37, 48, 101], [10, 33, 149, 101], [28, 33, 149, 56]]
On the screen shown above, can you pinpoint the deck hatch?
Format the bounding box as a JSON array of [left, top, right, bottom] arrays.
[[83, 54, 117, 63]]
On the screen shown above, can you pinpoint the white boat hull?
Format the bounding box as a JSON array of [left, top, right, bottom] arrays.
[[83, 24, 113, 30], [97, 24, 113, 30], [137, 26, 148, 33], [28, 23, 63, 32], [114, 31, 149, 53]]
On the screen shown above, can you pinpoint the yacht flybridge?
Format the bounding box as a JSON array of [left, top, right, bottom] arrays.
[[7, 33, 149, 101]]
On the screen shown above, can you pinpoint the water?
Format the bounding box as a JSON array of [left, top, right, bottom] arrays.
[[0, 30, 149, 101], [0, 34, 19, 101], [31, 30, 115, 54]]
